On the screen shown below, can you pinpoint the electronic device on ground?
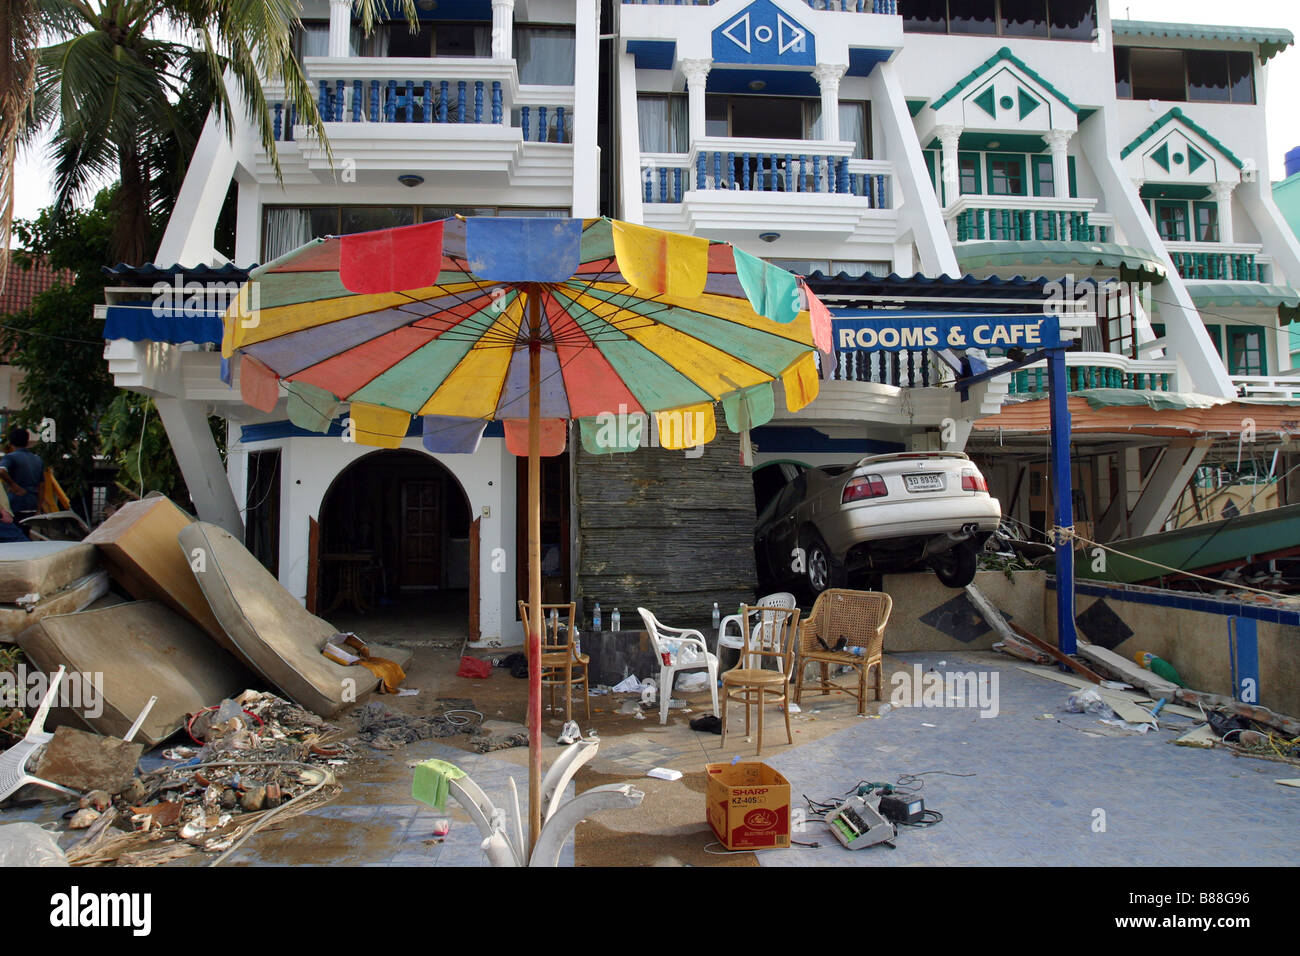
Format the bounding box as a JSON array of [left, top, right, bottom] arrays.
[[825, 795, 896, 850]]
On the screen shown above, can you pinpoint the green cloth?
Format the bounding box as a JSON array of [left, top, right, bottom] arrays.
[[412, 758, 467, 810], [1073, 388, 1229, 412], [733, 247, 800, 325], [722, 383, 775, 433]]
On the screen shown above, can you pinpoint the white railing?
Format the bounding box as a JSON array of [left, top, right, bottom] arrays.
[[1231, 371, 1300, 401]]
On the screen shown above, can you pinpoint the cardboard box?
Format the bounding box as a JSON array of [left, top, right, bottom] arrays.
[[706, 761, 791, 851]]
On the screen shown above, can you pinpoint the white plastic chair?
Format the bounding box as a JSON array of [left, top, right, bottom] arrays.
[[636, 608, 720, 725], [0, 666, 79, 803], [718, 593, 796, 667]]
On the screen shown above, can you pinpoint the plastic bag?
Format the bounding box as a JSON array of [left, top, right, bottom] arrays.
[[0, 823, 68, 867], [675, 671, 710, 693], [1066, 688, 1117, 719], [456, 656, 493, 679]]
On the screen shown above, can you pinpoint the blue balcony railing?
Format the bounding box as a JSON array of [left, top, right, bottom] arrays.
[[271, 78, 572, 144], [641, 153, 890, 206], [832, 349, 938, 388]]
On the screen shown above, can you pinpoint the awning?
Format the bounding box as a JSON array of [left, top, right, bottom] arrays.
[[102, 302, 223, 345], [955, 241, 1168, 284], [1112, 20, 1295, 63], [974, 395, 1300, 440], [1185, 282, 1300, 325]]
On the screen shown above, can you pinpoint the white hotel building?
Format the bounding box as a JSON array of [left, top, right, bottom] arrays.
[[99, 0, 1300, 640]]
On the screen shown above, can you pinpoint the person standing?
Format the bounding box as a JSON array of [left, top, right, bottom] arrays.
[[0, 428, 44, 522]]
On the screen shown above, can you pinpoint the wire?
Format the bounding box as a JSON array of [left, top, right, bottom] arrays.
[[0, 320, 105, 347]]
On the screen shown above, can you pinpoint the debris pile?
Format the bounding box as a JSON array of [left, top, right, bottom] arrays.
[[63, 690, 345, 867], [354, 699, 483, 751]]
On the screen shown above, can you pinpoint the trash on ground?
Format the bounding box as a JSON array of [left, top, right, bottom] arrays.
[[647, 767, 682, 781], [674, 671, 710, 693], [33, 726, 144, 794], [0, 822, 67, 866], [1065, 689, 1118, 720], [690, 714, 722, 734], [355, 700, 483, 751], [612, 675, 648, 693]]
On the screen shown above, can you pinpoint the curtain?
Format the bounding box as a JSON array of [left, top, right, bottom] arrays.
[[516, 28, 575, 84], [840, 103, 866, 158], [474, 25, 491, 57], [299, 24, 330, 59], [263, 208, 313, 261], [636, 96, 686, 153]]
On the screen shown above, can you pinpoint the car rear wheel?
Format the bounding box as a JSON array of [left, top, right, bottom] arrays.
[[803, 532, 845, 595], [931, 542, 978, 589]]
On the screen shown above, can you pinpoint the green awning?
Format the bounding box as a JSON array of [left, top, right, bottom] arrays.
[[1072, 388, 1229, 412], [1185, 282, 1300, 324], [1112, 20, 1295, 63], [955, 241, 1168, 283]]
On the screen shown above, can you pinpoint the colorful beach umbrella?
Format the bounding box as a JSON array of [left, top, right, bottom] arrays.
[[223, 215, 831, 857]]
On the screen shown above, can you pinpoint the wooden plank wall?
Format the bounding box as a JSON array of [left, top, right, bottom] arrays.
[[574, 429, 757, 641]]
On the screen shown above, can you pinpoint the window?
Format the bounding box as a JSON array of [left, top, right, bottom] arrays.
[[1031, 155, 1055, 197], [769, 259, 891, 277], [959, 153, 981, 194], [1115, 47, 1255, 103], [987, 154, 1026, 195], [637, 94, 688, 153], [515, 27, 575, 84], [341, 206, 415, 234], [809, 101, 872, 158], [1194, 202, 1219, 243], [1154, 201, 1189, 242], [703, 94, 849, 144], [366, 22, 492, 58], [1228, 328, 1267, 376], [900, 1, 1094, 40]]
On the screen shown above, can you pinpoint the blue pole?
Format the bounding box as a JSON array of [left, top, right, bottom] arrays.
[[1047, 346, 1077, 655]]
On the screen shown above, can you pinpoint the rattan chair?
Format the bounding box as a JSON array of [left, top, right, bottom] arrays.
[[519, 601, 589, 723], [720, 605, 800, 756], [794, 589, 891, 716]]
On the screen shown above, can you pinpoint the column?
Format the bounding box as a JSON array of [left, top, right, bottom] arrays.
[[328, 0, 352, 58], [681, 59, 712, 143], [1212, 181, 1236, 243], [1045, 129, 1072, 199], [936, 124, 962, 208], [812, 64, 847, 142], [492, 0, 515, 60]]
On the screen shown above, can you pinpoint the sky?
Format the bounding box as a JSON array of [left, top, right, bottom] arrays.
[[11, 0, 1300, 223]]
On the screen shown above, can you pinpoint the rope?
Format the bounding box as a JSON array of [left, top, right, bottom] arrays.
[[1052, 524, 1296, 600]]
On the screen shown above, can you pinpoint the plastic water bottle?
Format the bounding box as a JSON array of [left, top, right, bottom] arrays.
[[593, 602, 602, 631], [712, 602, 720, 629], [611, 608, 621, 632], [548, 607, 558, 632]]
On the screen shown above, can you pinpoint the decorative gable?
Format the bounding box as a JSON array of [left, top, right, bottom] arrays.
[[926, 47, 1078, 136], [711, 0, 815, 68], [1121, 108, 1243, 186]]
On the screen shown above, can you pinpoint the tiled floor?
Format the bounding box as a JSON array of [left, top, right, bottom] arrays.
[[757, 652, 1300, 867], [234, 739, 575, 867]]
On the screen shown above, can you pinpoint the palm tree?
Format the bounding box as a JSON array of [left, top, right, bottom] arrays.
[[1, 0, 415, 275]]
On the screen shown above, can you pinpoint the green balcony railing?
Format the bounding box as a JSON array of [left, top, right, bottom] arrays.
[[955, 208, 1107, 244], [1170, 250, 1265, 282], [1008, 364, 1172, 395]]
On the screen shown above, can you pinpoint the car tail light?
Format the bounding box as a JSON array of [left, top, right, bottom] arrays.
[[961, 468, 988, 493], [843, 474, 888, 502]]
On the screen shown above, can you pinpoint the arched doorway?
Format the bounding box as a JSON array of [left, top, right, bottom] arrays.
[[317, 449, 473, 639]]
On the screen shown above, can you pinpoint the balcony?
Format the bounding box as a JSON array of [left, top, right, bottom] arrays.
[[1164, 241, 1269, 283], [1230, 371, 1300, 402], [622, 0, 897, 10], [259, 57, 574, 185], [638, 138, 894, 239], [945, 196, 1113, 245], [1002, 353, 1177, 395]]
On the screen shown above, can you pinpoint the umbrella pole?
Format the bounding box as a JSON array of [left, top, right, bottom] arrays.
[[527, 286, 543, 858]]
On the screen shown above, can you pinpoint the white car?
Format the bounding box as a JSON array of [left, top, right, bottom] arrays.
[[754, 453, 1002, 592]]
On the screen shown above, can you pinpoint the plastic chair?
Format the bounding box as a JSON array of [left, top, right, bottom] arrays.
[[794, 589, 891, 715], [636, 608, 720, 725], [718, 592, 796, 667], [519, 601, 589, 723], [720, 606, 801, 756], [0, 665, 79, 803]]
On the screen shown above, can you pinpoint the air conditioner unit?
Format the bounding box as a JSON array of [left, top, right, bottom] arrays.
[[908, 431, 942, 452]]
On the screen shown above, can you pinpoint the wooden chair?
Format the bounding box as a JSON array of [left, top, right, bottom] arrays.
[[518, 601, 589, 723], [794, 589, 891, 716], [720, 605, 800, 756]]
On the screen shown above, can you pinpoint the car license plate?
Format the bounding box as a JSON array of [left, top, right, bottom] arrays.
[[904, 473, 945, 493]]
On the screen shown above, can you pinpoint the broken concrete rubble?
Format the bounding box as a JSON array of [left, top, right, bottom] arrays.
[[32, 726, 144, 794]]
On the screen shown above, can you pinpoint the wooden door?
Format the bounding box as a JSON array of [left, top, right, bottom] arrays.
[[401, 480, 442, 589]]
